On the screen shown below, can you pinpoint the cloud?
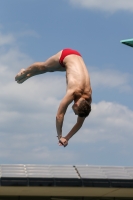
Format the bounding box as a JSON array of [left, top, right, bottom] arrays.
[[69, 0, 133, 13], [0, 32, 15, 46], [0, 29, 39, 48], [0, 58, 68, 163], [17, 30, 40, 38], [89, 68, 132, 92], [74, 101, 133, 144]]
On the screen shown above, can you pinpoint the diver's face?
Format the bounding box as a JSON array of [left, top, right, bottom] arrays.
[[72, 103, 79, 115]]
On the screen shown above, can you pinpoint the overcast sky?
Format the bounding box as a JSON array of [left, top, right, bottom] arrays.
[[0, 0, 133, 166]]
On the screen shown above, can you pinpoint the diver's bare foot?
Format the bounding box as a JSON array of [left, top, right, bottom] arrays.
[[15, 69, 28, 84]]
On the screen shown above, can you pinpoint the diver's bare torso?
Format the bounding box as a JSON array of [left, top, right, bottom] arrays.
[[60, 53, 92, 104]]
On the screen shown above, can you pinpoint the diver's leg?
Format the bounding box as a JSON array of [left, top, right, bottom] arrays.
[[15, 51, 65, 84]]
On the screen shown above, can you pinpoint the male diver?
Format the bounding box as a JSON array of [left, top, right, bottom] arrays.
[[15, 49, 92, 147]]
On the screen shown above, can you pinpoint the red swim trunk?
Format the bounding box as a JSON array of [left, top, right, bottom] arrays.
[[59, 48, 82, 67]]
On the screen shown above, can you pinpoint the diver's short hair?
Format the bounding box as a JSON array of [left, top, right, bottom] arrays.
[[78, 100, 91, 117]]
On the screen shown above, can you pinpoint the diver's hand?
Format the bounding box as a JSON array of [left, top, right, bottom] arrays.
[[58, 137, 68, 147]]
